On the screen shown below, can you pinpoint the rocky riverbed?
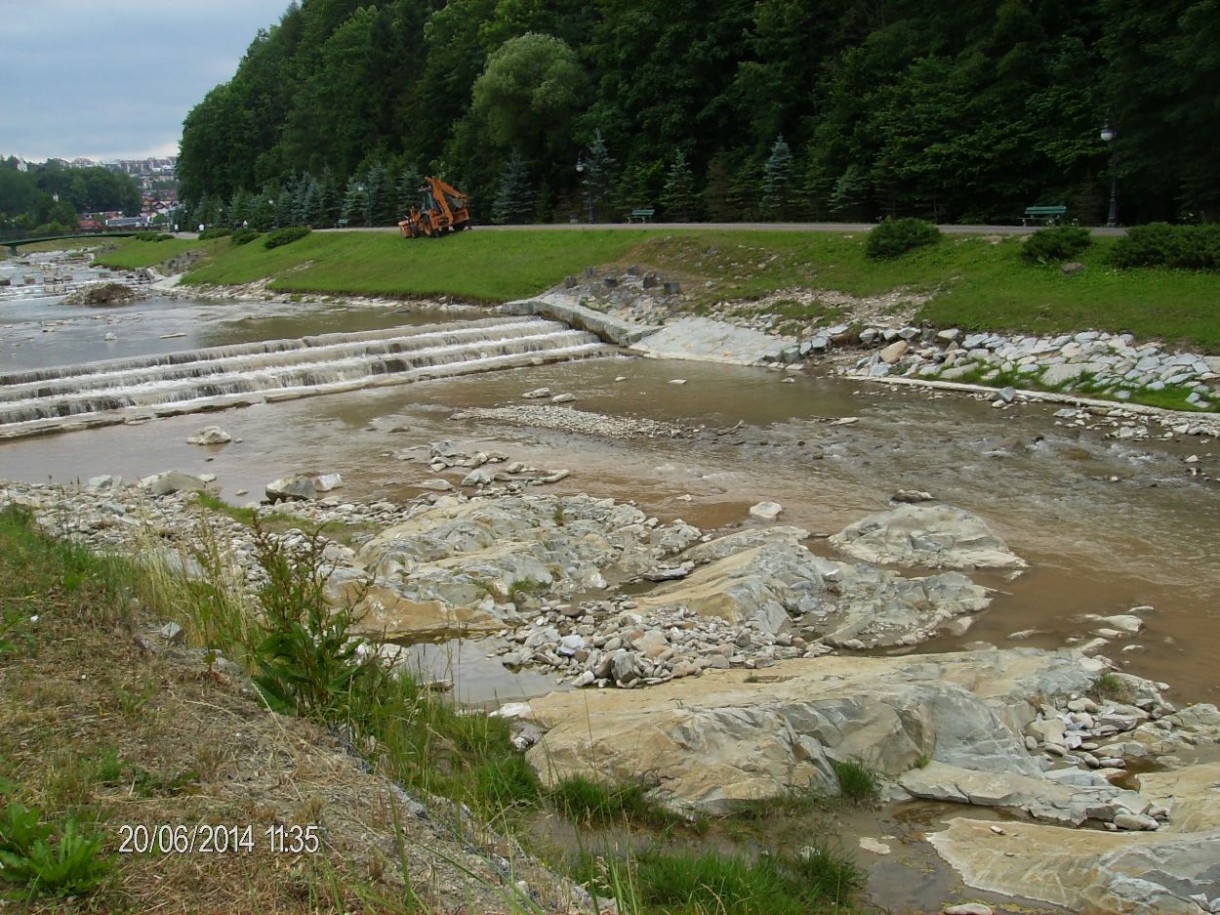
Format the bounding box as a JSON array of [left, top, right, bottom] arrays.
[[4, 459, 1219, 912]]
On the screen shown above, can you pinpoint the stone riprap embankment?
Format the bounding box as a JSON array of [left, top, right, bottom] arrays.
[[848, 326, 1220, 408], [512, 277, 1220, 441]]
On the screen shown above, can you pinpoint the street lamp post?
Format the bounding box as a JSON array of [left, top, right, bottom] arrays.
[[575, 154, 594, 224], [1100, 123, 1118, 227]]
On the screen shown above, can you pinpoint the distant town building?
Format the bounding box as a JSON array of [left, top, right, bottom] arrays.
[[104, 215, 151, 229]]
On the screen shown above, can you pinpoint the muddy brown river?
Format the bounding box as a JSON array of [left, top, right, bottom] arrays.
[[4, 269, 1217, 913]]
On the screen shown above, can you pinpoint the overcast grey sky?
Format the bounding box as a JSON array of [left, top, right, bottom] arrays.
[[0, 0, 291, 162]]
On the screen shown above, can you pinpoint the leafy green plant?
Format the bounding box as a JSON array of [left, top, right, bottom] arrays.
[[831, 757, 881, 805], [1021, 225, 1092, 264], [0, 803, 51, 855], [231, 227, 262, 246], [263, 226, 311, 249], [198, 227, 232, 240], [248, 517, 375, 720], [0, 805, 111, 899], [866, 217, 941, 259]]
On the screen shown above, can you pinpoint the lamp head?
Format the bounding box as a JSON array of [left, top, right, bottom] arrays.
[[1100, 125, 1116, 143]]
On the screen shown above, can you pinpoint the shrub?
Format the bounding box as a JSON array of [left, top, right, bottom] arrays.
[[263, 226, 311, 249], [198, 227, 231, 240], [866, 218, 941, 259], [1021, 226, 1092, 264], [1093, 671, 1136, 703], [230, 228, 261, 246], [133, 231, 173, 242], [1110, 223, 1220, 270]]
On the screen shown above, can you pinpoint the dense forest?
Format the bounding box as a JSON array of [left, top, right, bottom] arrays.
[[176, 0, 1220, 229], [0, 158, 142, 234]]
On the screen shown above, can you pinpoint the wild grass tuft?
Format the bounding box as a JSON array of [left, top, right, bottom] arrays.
[[0, 504, 133, 629], [547, 776, 685, 830], [615, 844, 860, 914], [831, 758, 881, 805], [1093, 671, 1136, 704]]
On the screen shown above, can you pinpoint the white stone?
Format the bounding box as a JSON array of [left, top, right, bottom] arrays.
[[748, 501, 783, 521]]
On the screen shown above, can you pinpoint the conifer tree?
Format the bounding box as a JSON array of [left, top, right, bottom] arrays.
[[761, 135, 794, 220], [661, 150, 700, 221], [579, 129, 616, 223], [491, 151, 536, 224], [342, 177, 369, 226]]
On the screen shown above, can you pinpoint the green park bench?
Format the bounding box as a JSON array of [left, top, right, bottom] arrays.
[[627, 208, 655, 223], [1023, 205, 1067, 226]]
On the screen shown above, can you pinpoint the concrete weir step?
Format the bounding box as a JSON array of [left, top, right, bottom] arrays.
[[0, 316, 615, 441]]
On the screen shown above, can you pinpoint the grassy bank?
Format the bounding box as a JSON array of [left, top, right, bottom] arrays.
[[94, 228, 1220, 352], [0, 499, 867, 913]]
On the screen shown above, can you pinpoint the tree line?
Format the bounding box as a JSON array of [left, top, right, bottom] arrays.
[[0, 158, 142, 235], [175, 0, 1220, 229]]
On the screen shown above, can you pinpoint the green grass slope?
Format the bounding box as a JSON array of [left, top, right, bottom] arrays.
[[94, 228, 1220, 351]]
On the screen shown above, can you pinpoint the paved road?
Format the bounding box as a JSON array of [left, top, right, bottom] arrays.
[[475, 221, 1129, 237], [180, 222, 1127, 239]]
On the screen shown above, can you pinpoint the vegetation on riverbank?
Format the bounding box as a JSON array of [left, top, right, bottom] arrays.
[[0, 499, 867, 913], [95, 228, 1220, 351]]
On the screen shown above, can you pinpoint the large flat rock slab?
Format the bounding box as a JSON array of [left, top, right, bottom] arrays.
[[630, 317, 796, 364], [928, 817, 1220, 914], [516, 648, 1104, 815]]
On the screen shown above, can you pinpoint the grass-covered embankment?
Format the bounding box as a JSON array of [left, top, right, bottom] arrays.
[[96, 227, 1220, 352]]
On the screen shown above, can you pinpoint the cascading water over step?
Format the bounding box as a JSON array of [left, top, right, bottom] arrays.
[[0, 316, 614, 440]]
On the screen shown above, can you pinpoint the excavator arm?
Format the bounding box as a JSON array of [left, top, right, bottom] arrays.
[[399, 177, 471, 238]]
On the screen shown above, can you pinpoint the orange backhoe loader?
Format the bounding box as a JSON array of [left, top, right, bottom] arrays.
[[398, 177, 471, 238]]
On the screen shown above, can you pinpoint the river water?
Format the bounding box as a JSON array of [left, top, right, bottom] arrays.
[[4, 253, 1216, 912]]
